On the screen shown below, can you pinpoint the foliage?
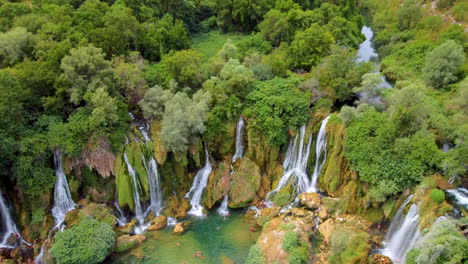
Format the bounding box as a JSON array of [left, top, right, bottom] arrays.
[[328, 226, 371, 264], [289, 24, 334, 70], [422, 40, 465, 89], [162, 49, 203, 88], [246, 244, 265, 264], [0, 27, 33, 66], [245, 77, 310, 145], [51, 218, 115, 264], [429, 189, 445, 203], [282, 231, 299, 251], [406, 217, 468, 264]]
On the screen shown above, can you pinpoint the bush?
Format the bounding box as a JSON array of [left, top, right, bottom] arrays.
[[51, 218, 115, 264], [282, 231, 299, 251], [246, 244, 265, 264], [430, 189, 445, 203], [289, 246, 309, 264]]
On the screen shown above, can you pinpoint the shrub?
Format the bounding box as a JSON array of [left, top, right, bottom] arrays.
[[289, 246, 309, 264], [282, 231, 299, 251], [246, 244, 265, 264], [430, 189, 445, 203], [51, 218, 115, 264]]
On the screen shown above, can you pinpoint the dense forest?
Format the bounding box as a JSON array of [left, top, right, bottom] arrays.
[[0, 0, 466, 263]]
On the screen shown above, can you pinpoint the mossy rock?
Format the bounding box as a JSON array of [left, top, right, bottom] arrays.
[[164, 195, 190, 218], [115, 234, 146, 253], [65, 203, 117, 228], [150, 120, 168, 165], [205, 161, 231, 208], [229, 158, 261, 208]]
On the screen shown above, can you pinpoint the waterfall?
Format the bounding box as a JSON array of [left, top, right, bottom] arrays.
[[381, 195, 420, 264], [217, 195, 230, 217], [0, 189, 21, 248], [266, 125, 313, 205], [307, 115, 331, 193], [185, 145, 212, 217], [167, 217, 177, 226], [232, 117, 245, 162], [113, 200, 128, 227], [35, 244, 45, 264], [123, 152, 147, 233], [51, 150, 76, 228], [138, 124, 163, 216], [446, 188, 468, 209]]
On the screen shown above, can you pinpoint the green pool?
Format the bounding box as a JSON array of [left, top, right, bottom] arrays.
[[105, 210, 259, 264]]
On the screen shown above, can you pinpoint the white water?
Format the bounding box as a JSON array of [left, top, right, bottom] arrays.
[[138, 124, 163, 216], [266, 125, 313, 205], [217, 195, 230, 217], [51, 150, 76, 228], [185, 146, 212, 217], [307, 116, 331, 193], [35, 244, 45, 264], [114, 200, 128, 227], [0, 189, 21, 248], [381, 196, 420, 264], [167, 217, 177, 226], [232, 117, 245, 162], [123, 152, 147, 233], [447, 188, 468, 209]]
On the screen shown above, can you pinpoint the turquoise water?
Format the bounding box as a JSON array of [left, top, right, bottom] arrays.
[[106, 210, 259, 264]]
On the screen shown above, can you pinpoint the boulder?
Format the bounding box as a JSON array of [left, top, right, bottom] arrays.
[[318, 218, 335, 242], [115, 234, 146, 253], [257, 207, 280, 226], [147, 215, 167, 231], [372, 254, 393, 264], [229, 158, 261, 208], [299, 192, 321, 210], [173, 221, 191, 235], [116, 219, 136, 235], [318, 206, 328, 220]]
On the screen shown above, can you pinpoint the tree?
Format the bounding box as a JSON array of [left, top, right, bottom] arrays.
[[59, 45, 114, 105], [51, 218, 115, 264], [0, 27, 33, 66], [407, 218, 467, 264], [422, 40, 465, 89], [139, 85, 172, 120], [89, 87, 119, 129], [162, 49, 203, 88], [397, 0, 422, 30], [259, 9, 292, 46], [160, 90, 212, 152], [289, 24, 334, 70], [353, 72, 386, 109]]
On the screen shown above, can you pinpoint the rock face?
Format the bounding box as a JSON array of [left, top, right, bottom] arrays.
[[372, 254, 393, 264], [115, 234, 146, 252], [68, 138, 116, 178], [206, 161, 231, 208], [164, 195, 191, 218], [65, 202, 117, 228], [229, 158, 261, 208], [299, 192, 321, 210], [147, 215, 167, 231], [173, 221, 191, 235]]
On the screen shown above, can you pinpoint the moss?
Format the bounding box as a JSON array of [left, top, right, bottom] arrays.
[[328, 226, 371, 264], [229, 158, 261, 208], [150, 120, 168, 165], [430, 189, 445, 203], [272, 187, 292, 207], [205, 161, 230, 208], [115, 148, 135, 210]]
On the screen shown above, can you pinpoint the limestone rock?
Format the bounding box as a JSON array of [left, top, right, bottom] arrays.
[[117, 219, 137, 235], [372, 254, 393, 264], [318, 206, 328, 220], [299, 192, 321, 210], [115, 234, 146, 252], [147, 215, 167, 231], [173, 221, 191, 235], [257, 207, 280, 226], [318, 218, 335, 242], [229, 158, 261, 208]]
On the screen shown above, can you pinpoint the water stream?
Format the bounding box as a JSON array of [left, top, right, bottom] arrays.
[[0, 189, 21, 248], [51, 150, 76, 229], [186, 145, 213, 217], [114, 200, 128, 227], [266, 125, 313, 205], [307, 115, 331, 193], [232, 117, 245, 163], [217, 196, 230, 217], [446, 188, 468, 210], [381, 195, 420, 263], [123, 152, 147, 233]]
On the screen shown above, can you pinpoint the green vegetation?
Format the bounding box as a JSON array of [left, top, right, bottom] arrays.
[[246, 244, 265, 264], [281, 230, 308, 264], [51, 218, 115, 264], [407, 217, 468, 264], [430, 189, 446, 203]]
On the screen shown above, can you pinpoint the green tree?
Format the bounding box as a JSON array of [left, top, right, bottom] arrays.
[[353, 72, 386, 109], [0, 27, 33, 66], [289, 24, 334, 70], [162, 49, 203, 88], [51, 218, 115, 264], [259, 9, 292, 46], [59, 45, 114, 105], [397, 0, 422, 30], [139, 85, 172, 120], [422, 40, 465, 89]]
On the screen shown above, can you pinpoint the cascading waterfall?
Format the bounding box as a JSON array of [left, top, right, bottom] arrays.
[[446, 188, 468, 209], [232, 117, 245, 163], [185, 145, 212, 217], [114, 200, 128, 227], [0, 189, 21, 248], [307, 115, 331, 193], [217, 196, 230, 217], [266, 125, 313, 205], [123, 153, 147, 233], [381, 195, 420, 263], [138, 124, 163, 216], [51, 150, 76, 228]]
